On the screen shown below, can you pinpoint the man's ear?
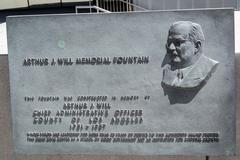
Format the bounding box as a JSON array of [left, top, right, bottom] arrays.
[[194, 41, 201, 54]]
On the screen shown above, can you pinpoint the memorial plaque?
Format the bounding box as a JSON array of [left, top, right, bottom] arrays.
[[7, 9, 235, 155]]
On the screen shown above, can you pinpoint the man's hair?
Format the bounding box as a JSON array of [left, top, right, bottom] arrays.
[[170, 21, 205, 44]]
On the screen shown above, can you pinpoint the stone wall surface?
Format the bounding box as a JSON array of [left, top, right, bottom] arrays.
[[0, 54, 239, 159]]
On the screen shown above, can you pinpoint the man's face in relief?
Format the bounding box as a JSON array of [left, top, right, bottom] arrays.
[[166, 23, 198, 69]]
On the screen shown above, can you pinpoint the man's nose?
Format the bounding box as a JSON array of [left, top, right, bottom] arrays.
[[169, 42, 176, 50]]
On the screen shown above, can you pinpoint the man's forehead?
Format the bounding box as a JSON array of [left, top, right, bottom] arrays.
[[169, 23, 192, 37], [168, 34, 187, 40]]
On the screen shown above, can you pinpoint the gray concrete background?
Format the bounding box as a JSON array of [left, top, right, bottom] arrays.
[[6, 10, 235, 155], [0, 53, 239, 159], [0, 0, 238, 10], [133, 0, 237, 10]]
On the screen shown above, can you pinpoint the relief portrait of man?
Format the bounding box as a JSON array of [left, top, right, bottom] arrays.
[[162, 21, 219, 89], [161, 21, 219, 104]]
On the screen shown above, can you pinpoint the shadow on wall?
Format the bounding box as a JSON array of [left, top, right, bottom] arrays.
[[161, 82, 204, 105]]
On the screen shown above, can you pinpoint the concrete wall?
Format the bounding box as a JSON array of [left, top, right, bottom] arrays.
[[236, 12, 240, 53], [0, 0, 238, 10], [0, 0, 28, 10], [133, 0, 237, 10], [0, 0, 89, 10], [0, 54, 239, 159]]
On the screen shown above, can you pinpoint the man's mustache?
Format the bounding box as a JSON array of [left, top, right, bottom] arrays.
[[167, 52, 182, 62], [168, 52, 181, 58]]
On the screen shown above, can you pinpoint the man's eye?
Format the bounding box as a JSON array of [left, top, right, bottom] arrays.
[[167, 40, 172, 45], [174, 41, 181, 46]]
